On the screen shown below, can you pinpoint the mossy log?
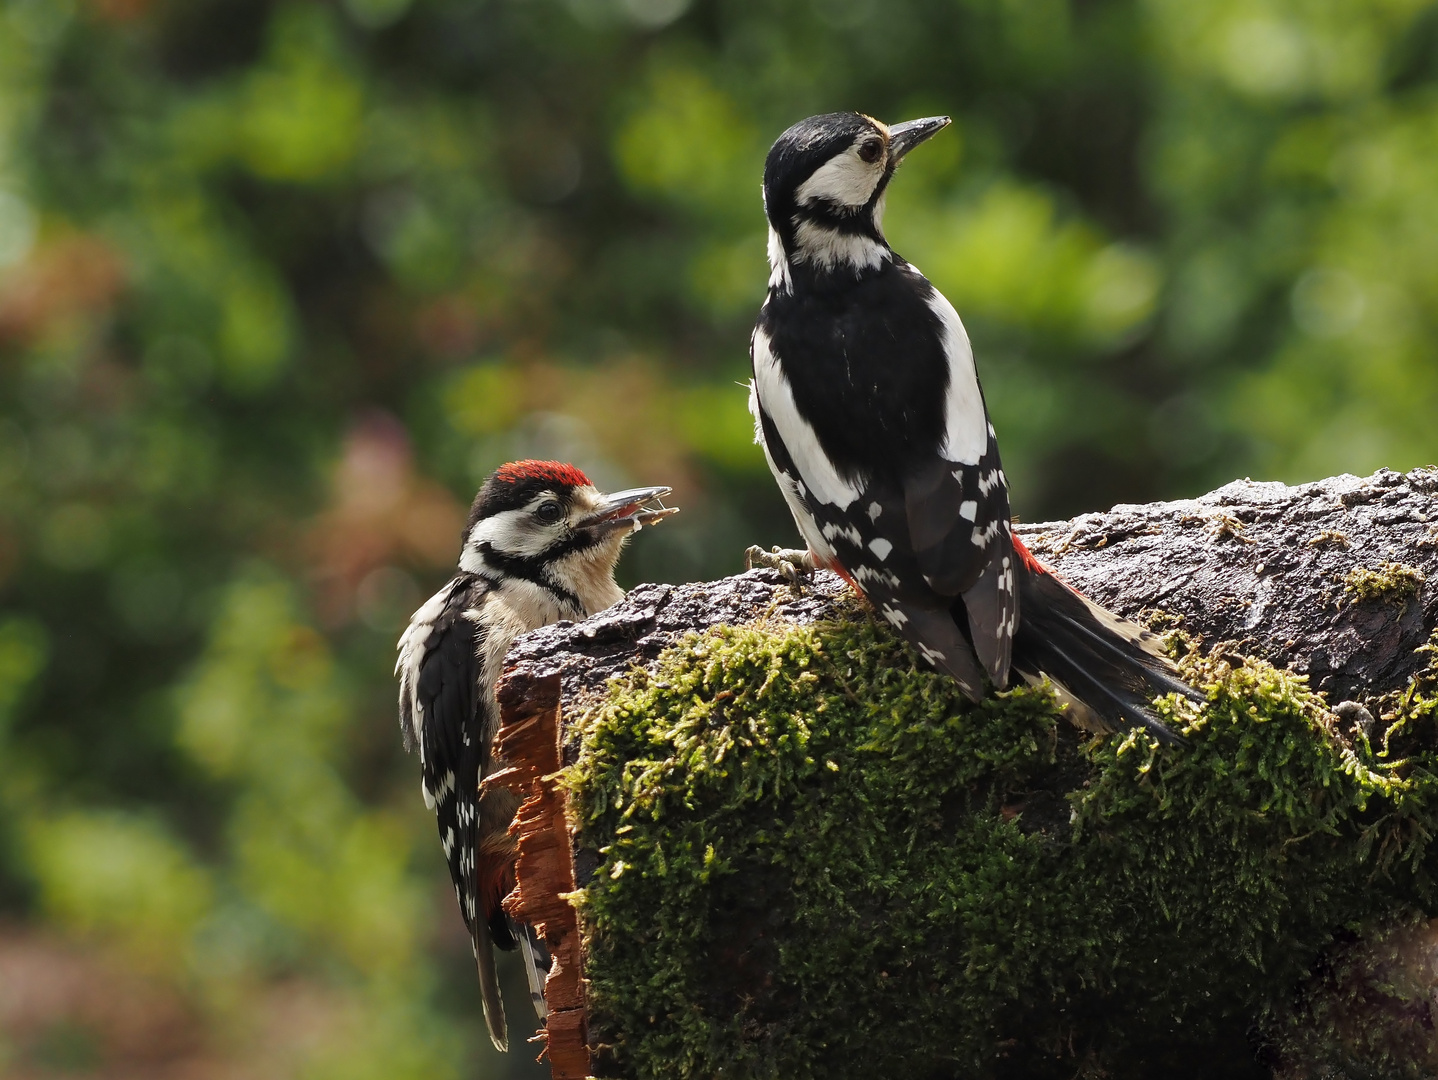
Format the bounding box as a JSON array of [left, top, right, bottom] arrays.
[[492, 468, 1438, 1080]]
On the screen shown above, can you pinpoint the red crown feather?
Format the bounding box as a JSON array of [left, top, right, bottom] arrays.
[[493, 460, 592, 488]]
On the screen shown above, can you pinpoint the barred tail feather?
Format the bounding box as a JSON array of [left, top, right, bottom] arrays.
[[520, 924, 551, 1020], [1010, 547, 1197, 744]]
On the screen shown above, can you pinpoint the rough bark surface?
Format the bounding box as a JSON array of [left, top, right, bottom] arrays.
[[1019, 467, 1438, 701], [496, 467, 1438, 1075], [505, 467, 1438, 710]]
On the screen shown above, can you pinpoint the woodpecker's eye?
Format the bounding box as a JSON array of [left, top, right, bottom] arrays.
[[858, 138, 884, 164], [535, 500, 563, 524]]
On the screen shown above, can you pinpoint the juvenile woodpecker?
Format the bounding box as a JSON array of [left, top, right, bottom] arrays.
[[747, 112, 1196, 736], [396, 460, 676, 1051]]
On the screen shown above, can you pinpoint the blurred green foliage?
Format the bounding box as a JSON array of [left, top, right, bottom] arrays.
[[1, 0, 1437, 1075]]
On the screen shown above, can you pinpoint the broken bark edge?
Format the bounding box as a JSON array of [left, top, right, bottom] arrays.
[[490, 671, 591, 1080], [485, 467, 1438, 1079]]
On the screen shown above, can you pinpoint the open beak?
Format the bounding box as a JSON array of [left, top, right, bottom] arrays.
[[887, 115, 951, 163], [576, 486, 679, 534]]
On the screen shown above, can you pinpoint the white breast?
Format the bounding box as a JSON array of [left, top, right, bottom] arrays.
[[791, 219, 888, 273]]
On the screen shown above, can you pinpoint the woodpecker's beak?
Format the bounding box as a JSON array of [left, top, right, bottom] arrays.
[[576, 486, 679, 533], [887, 115, 951, 163]]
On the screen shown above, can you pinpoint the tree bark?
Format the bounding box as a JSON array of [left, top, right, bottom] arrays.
[[492, 467, 1438, 1079]]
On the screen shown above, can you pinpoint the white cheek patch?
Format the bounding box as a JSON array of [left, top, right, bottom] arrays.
[[796, 145, 884, 208], [458, 503, 557, 568], [752, 329, 865, 510]]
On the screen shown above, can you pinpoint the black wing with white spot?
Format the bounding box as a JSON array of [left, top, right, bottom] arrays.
[[753, 400, 989, 698], [396, 575, 489, 943], [751, 256, 1019, 691], [901, 426, 1018, 685]]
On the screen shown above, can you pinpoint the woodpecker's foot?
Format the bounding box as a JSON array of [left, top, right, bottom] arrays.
[[745, 545, 817, 588]]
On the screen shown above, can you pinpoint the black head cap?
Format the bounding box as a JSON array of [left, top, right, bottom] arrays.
[[467, 460, 592, 531], [761, 112, 949, 275], [762, 112, 884, 232]]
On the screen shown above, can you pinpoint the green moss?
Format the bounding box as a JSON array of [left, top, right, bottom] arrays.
[[565, 618, 1438, 1080], [1343, 561, 1426, 605], [1267, 630, 1438, 1078], [1272, 914, 1438, 1079]]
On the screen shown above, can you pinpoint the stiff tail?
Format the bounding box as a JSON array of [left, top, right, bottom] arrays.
[[475, 840, 518, 1051], [474, 920, 509, 1052], [520, 924, 551, 1021], [1010, 539, 1199, 744], [474, 913, 548, 1052]]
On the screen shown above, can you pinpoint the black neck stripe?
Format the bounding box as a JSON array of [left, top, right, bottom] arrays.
[[476, 544, 582, 610]]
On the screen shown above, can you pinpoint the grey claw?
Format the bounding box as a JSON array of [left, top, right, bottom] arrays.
[[744, 545, 817, 590]]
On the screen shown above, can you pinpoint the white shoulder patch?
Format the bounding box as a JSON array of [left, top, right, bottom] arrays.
[[751, 329, 865, 510], [924, 287, 987, 467]]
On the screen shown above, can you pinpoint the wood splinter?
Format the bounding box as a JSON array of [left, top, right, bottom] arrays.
[[486, 671, 591, 1080]]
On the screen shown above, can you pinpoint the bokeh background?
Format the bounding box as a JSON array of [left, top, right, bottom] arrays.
[[2, 0, 1438, 1076]]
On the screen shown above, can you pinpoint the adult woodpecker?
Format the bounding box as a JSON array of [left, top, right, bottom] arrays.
[[747, 112, 1196, 737], [396, 460, 676, 1051]]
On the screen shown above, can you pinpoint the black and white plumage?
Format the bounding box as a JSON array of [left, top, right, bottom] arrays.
[[396, 460, 675, 1051], [749, 112, 1197, 737]]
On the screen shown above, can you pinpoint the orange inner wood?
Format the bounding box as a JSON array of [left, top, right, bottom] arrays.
[[486, 672, 591, 1080]]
